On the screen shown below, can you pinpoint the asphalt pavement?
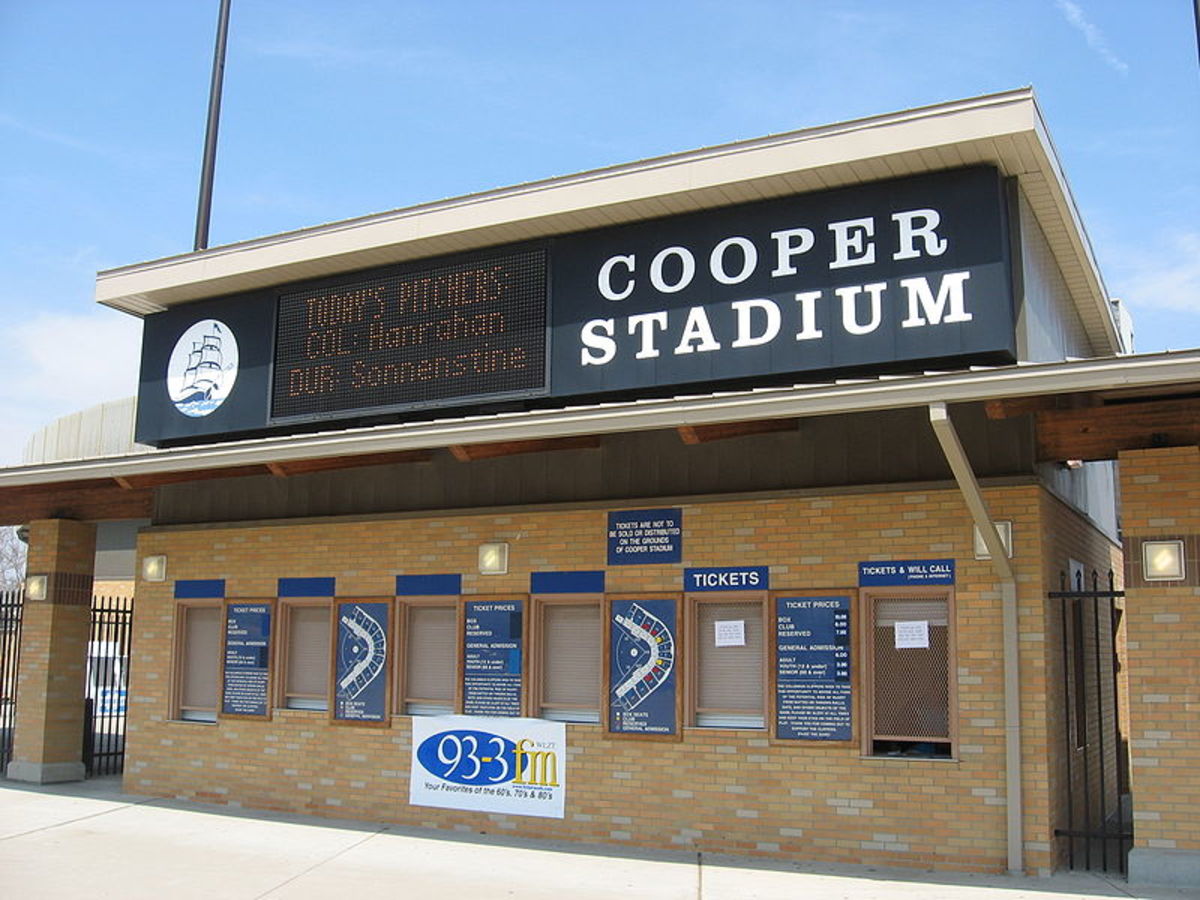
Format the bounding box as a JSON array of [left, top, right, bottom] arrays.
[[0, 777, 1195, 899]]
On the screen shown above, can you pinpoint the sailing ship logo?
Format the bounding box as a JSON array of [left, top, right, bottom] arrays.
[[166, 319, 239, 417]]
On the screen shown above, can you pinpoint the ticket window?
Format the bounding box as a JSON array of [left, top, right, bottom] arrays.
[[401, 602, 458, 716], [863, 591, 955, 758], [277, 601, 332, 711], [534, 599, 601, 724], [174, 602, 221, 723], [690, 596, 766, 729]]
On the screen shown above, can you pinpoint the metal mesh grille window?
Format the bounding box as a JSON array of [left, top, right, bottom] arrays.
[[694, 600, 764, 728], [178, 604, 221, 722], [539, 603, 601, 723], [404, 604, 457, 715], [866, 592, 953, 754], [282, 604, 330, 710]]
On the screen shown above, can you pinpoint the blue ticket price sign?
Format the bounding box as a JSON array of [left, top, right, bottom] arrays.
[[775, 596, 851, 741], [464, 600, 523, 717], [222, 603, 272, 718], [608, 598, 677, 735], [334, 601, 390, 723]]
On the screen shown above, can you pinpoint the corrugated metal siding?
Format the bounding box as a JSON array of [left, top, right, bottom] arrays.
[[1017, 189, 1096, 361], [153, 405, 1034, 525]]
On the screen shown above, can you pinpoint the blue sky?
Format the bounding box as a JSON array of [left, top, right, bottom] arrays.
[[0, 0, 1197, 464]]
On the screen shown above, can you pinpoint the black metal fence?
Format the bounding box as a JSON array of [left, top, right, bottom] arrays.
[[1051, 570, 1131, 875], [84, 594, 132, 776], [0, 588, 23, 773]]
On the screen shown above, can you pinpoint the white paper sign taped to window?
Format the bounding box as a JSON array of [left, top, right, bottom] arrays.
[[894, 620, 929, 649], [714, 619, 746, 647]]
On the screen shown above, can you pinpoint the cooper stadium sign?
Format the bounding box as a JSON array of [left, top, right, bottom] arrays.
[[135, 166, 1015, 446]]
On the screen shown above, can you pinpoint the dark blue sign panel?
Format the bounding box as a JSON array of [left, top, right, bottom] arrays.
[[609, 598, 678, 735], [552, 166, 1014, 398], [463, 600, 523, 717], [334, 601, 390, 723], [608, 509, 682, 565], [858, 559, 955, 586], [684, 566, 769, 592], [222, 603, 271, 717], [775, 596, 851, 741]]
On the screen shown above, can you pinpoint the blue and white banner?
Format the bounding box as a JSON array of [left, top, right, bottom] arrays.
[[409, 715, 566, 819], [858, 559, 955, 586]]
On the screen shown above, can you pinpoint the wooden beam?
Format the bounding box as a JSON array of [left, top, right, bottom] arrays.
[[449, 435, 601, 462], [1035, 397, 1200, 462], [270, 449, 432, 476], [0, 483, 153, 524], [677, 418, 799, 445], [985, 394, 1100, 420]]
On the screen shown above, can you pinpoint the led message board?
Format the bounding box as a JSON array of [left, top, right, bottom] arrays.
[[273, 248, 547, 421]]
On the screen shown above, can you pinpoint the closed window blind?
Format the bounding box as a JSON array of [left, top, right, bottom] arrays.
[[285, 605, 330, 709], [872, 595, 950, 740], [180, 605, 220, 719], [405, 604, 457, 714], [541, 603, 600, 721], [695, 601, 763, 727]]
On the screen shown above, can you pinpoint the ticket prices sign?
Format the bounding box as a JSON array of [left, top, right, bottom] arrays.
[[334, 601, 390, 723], [463, 600, 523, 717], [222, 603, 272, 718], [607, 508, 682, 565], [410, 715, 566, 819], [608, 598, 678, 735], [774, 596, 852, 741]]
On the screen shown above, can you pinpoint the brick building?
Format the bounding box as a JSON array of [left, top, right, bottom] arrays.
[[1, 89, 1197, 886]]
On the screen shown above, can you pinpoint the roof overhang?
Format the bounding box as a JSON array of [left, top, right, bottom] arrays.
[[2, 350, 1198, 493], [95, 88, 1119, 355]]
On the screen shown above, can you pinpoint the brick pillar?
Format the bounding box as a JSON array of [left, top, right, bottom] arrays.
[[1118, 446, 1200, 887], [7, 519, 96, 784]]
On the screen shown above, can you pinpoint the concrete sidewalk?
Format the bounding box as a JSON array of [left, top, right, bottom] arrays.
[[0, 778, 1195, 900]]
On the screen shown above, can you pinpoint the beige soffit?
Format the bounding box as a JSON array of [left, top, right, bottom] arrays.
[[94, 88, 1117, 353], [2, 350, 1197, 490]]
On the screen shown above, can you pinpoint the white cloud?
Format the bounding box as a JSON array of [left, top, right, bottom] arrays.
[[0, 310, 142, 465], [1054, 0, 1129, 74], [1109, 229, 1200, 323]]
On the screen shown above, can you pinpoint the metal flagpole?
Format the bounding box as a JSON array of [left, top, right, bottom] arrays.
[[194, 0, 232, 252]]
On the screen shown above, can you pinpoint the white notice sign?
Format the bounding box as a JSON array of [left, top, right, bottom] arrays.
[[894, 620, 930, 649], [714, 620, 746, 647]]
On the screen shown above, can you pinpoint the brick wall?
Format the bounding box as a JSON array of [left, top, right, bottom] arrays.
[[125, 483, 1112, 873], [1118, 447, 1200, 859]]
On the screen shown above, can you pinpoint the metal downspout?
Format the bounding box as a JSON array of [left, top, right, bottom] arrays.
[[928, 402, 1024, 875]]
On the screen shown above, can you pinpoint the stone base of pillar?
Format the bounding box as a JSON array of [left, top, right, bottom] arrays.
[[1128, 848, 1200, 888], [6, 760, 87, 784]]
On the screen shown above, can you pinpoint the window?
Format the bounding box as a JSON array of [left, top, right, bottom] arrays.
[[691, 597, 765, 728], [863, 590, 954, 758], [175, 603, 221, 722], [278, 602, 331, 711], [536, 600, 601, 723], [401, 602, 458, 715]]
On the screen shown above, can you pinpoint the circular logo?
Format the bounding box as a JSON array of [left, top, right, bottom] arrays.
[[166, 319, 239, 418]]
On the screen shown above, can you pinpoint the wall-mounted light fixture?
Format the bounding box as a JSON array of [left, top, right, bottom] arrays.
[[973, 521, 1013, 560], [142, 554, 168, 582], [1142, 540, 1185, 581], [478, 542, 509, 575], [25, 574, 48, 601]]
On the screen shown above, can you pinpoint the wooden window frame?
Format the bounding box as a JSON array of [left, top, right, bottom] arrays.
[[860, 587, 958, 759], [685, 591, 769, 730], [530, 594, 603, 724], [274, 597, 333, 712], [395, 597, 462, 717], [171, 598, 222, 723]]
